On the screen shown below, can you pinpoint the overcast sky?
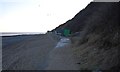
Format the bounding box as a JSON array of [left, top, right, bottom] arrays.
[[0, 0, 93, 33]]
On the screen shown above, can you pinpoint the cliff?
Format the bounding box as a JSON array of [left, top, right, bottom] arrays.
[[53, 2, 120, 71]]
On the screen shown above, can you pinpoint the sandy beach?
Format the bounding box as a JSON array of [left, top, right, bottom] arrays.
[[2, 33, 78, 70]]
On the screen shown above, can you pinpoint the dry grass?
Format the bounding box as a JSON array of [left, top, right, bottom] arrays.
[[71, 33, 119, 70]]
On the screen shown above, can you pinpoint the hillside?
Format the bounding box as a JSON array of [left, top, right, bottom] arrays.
[[53, 2, 119, 35], [53, 2, 120, 71]]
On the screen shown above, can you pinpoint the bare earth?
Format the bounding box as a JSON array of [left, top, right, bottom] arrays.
[[2, 33, 79, 70]]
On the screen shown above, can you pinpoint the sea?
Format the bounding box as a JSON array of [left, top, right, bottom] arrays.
[[0, 32, 45, 36], [1, 32, 46, 47]]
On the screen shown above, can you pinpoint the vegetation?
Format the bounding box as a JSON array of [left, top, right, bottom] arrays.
[[54, 2, 120, 70]]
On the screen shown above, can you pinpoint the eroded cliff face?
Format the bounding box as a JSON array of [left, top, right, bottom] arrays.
[[54, 2, 120, 70], [53, 2, 119, 34]]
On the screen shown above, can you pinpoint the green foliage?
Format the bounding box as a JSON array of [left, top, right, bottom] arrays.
[[63, 29, 70, 36]]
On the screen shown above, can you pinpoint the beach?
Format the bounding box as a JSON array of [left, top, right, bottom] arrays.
[[2, 33, 56, 70], [2, 33, 79, 70]]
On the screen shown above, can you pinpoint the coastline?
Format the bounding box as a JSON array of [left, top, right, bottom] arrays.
[[0, 32, 45, 36]]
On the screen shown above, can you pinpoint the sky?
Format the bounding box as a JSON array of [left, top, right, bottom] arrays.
[[0, 0, 93, 33]]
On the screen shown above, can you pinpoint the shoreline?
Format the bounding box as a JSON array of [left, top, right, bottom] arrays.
[[0, 32, 46, 36]]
